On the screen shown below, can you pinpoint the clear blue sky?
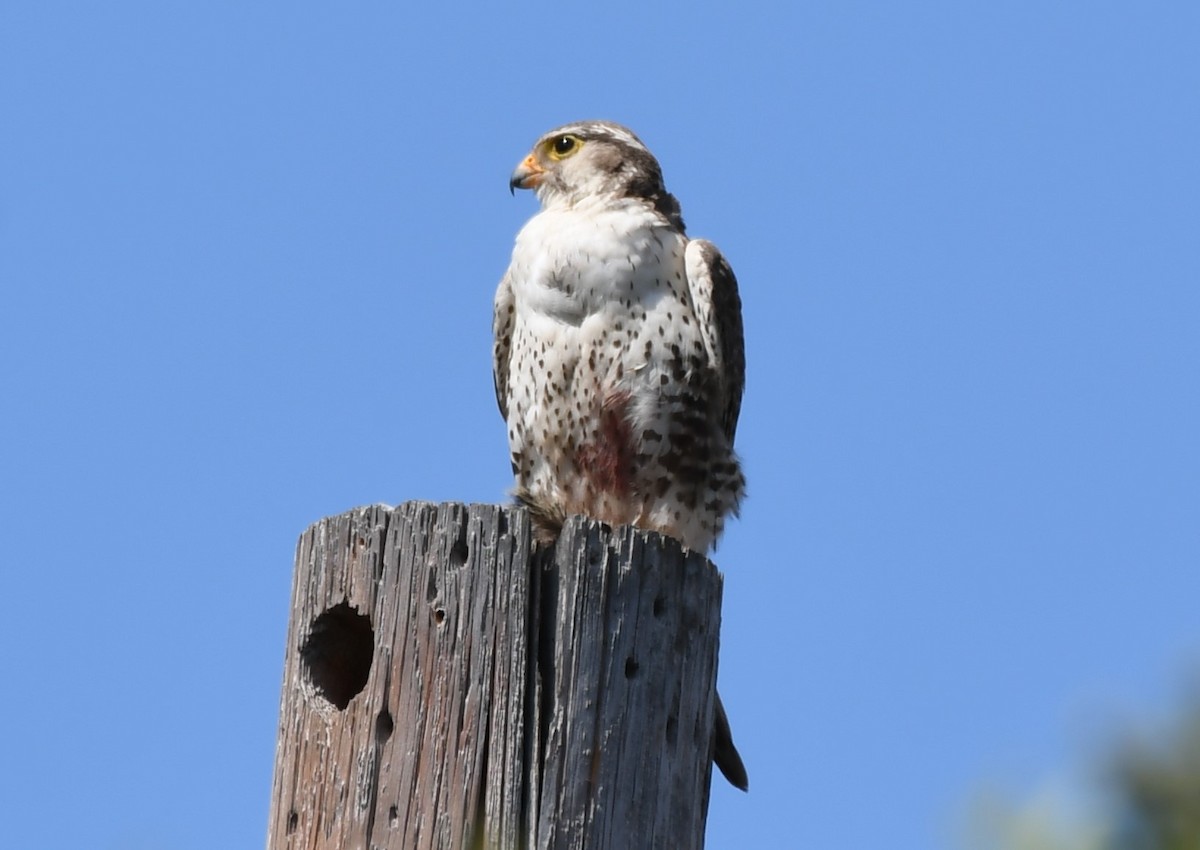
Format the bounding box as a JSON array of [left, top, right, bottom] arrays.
[[2, 3, 1197, 848]]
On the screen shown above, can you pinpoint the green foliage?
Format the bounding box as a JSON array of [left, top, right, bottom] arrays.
[[1109, 704, 1200, 850], [970, 699, 1200, 850]]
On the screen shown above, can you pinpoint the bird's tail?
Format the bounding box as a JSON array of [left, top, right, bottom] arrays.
[[714, 690, 749, 791]]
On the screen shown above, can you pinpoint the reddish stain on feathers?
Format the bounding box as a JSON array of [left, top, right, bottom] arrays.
[[576, 389, 634, 496]]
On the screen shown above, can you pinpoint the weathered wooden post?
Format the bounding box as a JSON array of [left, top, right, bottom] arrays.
[[266, 501, 725, 850]]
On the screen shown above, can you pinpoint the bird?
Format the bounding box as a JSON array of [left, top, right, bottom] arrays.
[[493, 120, 748, 791]]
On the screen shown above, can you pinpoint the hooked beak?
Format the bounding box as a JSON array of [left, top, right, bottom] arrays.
[[509, 154, 545, 194]]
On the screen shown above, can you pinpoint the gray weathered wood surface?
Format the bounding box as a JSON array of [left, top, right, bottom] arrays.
[[266, 501, 724, 850]]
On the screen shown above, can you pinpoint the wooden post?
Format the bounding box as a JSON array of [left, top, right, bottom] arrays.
[[266, 501, 724, 850]]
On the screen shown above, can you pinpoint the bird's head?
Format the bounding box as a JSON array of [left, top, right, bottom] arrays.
[[509, 121, 682, 225]]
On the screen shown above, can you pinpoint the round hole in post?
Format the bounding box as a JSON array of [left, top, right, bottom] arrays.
[[375, 708, 394, 743], [300, 601, 374, 710]]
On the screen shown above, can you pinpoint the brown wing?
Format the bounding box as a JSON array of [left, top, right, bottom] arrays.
[[492, 271, 515, 421], [684, 239, 745, 443]]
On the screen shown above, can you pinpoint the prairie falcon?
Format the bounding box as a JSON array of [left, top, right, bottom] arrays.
[[493, 121, 748, 790]]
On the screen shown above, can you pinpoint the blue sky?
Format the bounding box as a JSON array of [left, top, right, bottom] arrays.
[[2, 2, 1197, 848]]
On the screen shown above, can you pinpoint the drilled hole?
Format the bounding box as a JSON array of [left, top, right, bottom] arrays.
[[624, 656, 640, 679], [449, 538, 469, 568], [388, 805, 399, 827], [300, 601, 373, 710], [652, 595, 666, 618], [286, 810, 298, 835], [433, 607, 446, 625], [376, 708, 394, 742]]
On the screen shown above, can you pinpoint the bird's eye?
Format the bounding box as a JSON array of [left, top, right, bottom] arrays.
[[545, 134, 583, 160]]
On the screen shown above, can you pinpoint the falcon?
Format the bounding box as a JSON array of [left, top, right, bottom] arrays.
[[493, 120, 748, 790]]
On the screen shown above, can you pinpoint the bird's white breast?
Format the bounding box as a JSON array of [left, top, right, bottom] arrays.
[[500, 196, 742, 553], [508, 202, 685, 330], [505, 198, 707, 478]]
